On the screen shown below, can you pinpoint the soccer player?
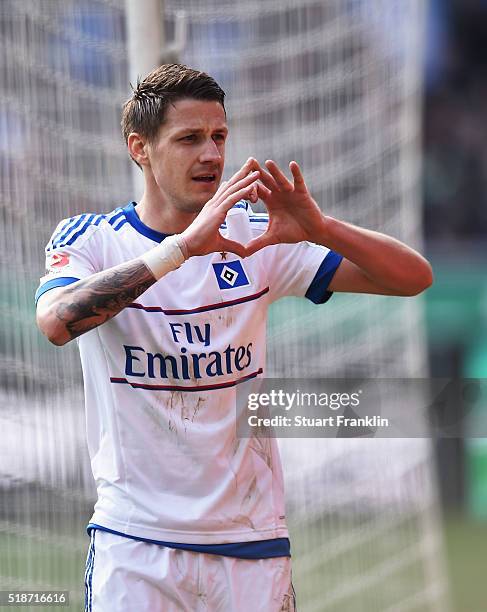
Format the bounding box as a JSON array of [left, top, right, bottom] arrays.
[[35, 64, 432, 611]]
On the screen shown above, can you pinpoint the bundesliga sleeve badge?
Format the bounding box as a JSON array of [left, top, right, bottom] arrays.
[[49, 252, 70, 269], [212, 260, 250, 290]]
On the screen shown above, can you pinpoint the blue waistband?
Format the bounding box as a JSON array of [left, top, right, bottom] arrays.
[[87, 524, 290, 559]]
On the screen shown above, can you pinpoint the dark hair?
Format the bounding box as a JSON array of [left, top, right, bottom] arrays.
[[121, 63, 226, 166]]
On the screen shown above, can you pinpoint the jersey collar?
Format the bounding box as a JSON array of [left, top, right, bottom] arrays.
[[122, 202, 172, 243]]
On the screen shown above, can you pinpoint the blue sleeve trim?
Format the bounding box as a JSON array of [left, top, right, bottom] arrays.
[[86, 524, 290, 559], [35, 277, 79, 305], [305, 250, 344, 304]]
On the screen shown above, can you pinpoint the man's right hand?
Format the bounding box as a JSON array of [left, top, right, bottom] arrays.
[[181, 158, 267, 258]]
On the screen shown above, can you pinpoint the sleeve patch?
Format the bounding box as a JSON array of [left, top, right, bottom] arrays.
[[48, 252, 70, 270]]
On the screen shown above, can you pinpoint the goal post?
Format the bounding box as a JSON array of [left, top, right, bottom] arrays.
[[124, 0, 165, 199]]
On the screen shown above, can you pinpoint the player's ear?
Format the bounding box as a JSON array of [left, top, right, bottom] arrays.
[[127, 132, 150, 167]]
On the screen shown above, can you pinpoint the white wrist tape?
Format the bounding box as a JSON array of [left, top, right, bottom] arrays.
[[139, 234, 188, 280]]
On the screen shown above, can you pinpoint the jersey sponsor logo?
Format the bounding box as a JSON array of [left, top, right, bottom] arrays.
[[212, 260, 250, 290], [49, 252, 70, 269], [123, 343, 253, 381], [122, 321, 253, 381]]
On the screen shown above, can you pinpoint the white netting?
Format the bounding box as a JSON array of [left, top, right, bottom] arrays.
[[0, 0, 449, 610]]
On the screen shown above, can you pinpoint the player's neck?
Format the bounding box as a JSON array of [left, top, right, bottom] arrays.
[[135, 193, 198, 235]]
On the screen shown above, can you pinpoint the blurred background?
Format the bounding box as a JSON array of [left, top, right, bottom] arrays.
[[424, 1, 487, 608], [0, 0, 486, 610]]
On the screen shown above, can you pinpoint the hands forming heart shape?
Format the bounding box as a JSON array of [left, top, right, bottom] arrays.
[[181, 157, 329, 259]]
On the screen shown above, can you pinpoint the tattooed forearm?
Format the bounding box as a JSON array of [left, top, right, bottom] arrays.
[[54, 260, 156, 341]]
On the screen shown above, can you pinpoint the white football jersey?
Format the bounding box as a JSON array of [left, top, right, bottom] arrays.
[[36, 201, 342, 545]]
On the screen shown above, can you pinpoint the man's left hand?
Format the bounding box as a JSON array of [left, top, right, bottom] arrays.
[[245, 158, 433, 296], [245, 159, 326, 256]]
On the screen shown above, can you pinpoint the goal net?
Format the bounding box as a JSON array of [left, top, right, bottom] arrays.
[[0, 0, 449, 610]]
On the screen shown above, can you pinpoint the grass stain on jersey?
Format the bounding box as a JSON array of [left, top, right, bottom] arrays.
[[244, 476, 257, 504], [250, 437, 273, 471], [231, 514, 255, 530], [191, 396, 206, 422]]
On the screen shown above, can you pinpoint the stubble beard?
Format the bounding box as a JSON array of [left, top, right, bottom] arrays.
[[169, 191, 212, 216], [160, 174, 220, 216], [175, 181, 219, 214]]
